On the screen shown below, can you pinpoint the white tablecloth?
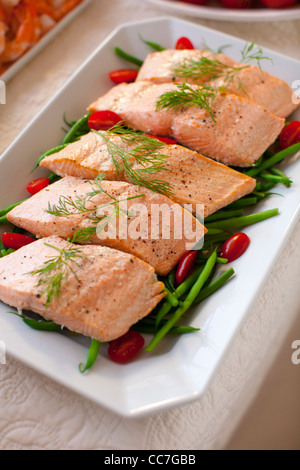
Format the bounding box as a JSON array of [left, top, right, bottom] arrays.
[[0, 0, 299, 450]]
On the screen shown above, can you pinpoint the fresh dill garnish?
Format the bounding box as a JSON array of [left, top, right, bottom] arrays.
[[46, 174, 145, 244], [171, 41, 271, 90], [156, 82, 218, 121], [92, 123, 174, 196], [29, 242, 84, 308]]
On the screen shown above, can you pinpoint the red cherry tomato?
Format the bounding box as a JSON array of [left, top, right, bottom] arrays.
[[2, 233, 36, 250], [219, 0, 253, 7], [175, 251, 198, 285], [259, 0, 297, 7], [108, 330, 145, 364], [143, 134, 178, 145], [26, 177, 50, 195], [109, 69, 138, 84], [279, 121, 300, 150], [88, 110, 122, 131], [175, 37, 195, 50], [220, 233, 250, 263]]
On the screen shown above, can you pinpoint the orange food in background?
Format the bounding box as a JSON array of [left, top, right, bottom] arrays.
[[0, 0, 84, 72]]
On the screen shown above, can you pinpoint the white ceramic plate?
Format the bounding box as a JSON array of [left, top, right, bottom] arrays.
[[0, 17, 299, 418], [0, 0, 91, 83], [142, 0, 300, 22]]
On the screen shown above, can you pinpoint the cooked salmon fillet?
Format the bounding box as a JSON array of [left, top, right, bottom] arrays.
[[40, 133, 256, 217], [7, 177, 205, 275], [136, 49, 298, 118], [88, 81, 284, 167], [136, 49, 237, 85], [0, 236, 165, 342]]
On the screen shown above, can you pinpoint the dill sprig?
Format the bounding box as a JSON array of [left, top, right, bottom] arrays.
[[172, 41, 271, 90], [46, 174, 145, 244], [93, 124, 174, 196], [29, 242, 84, 308], [156, 82, 218, 121]]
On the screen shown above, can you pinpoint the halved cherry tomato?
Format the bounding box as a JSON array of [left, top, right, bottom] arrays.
[[259, 0, 297, 7], [88, 110, 122, 131], [175, 250, 198, 285], [2, 233, 36, 250], [175, 37, 195, 50], [108, 330, 145, 363], [143, 134, 178, 145], [26, 177, 50, 195], [220, 233, 250, 263], [279, 121, 300, 150], [109, 69, 138, 84], [219, 0, 253, 7]]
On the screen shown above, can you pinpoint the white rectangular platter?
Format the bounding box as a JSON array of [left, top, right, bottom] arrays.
[[0, 16, 299, 418]]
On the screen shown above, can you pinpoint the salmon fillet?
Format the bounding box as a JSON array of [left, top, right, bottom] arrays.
[[40, 133, 256, 217], [0, 236, 165, 342], [136, 49, 298, 118], [7, 177, 205, 275], [136, 49, 237, 85], [88, 81, 284, 167]]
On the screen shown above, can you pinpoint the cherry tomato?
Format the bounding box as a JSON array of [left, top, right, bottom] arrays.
[[175, 250, 198, 285], [2, 233, 36, 250], [220, 233, 250, 263], [88, 110, 122, 131], [109, 69, 138, 84], [175, 37, 195, 50], [143, 134, 178, 145], [279, 121, 300, 150], [26, 177, 50, 195], [219, 0, 253, 7], [259, 0, 297, 7], [108, 330, 145, 364]]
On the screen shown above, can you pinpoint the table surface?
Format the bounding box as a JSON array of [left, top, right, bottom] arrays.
[[0, 0, 299, 450]]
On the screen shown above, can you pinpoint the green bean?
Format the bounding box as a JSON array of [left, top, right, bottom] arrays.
[[193, 268, 235, 304], [8, 311, 61, 331], [201, 234, 230, 251], [155, 266, 204, 329], [205, 209, 244, 223], [246, 142, 300, 177], [167, 270, 176, 291], [0, 249, 8, 257], [0, 216, 8, 225], [147, 251, 217, 352], [48, 173, 61, 184], [63, 112, 91, 145], [269, 167, 291, 187], [205, 228, 226, 236], [164, 287, 179, 308], [114, 47, 144, 67], [79, 339, 101, 374], [132, 324, 199, 335], [33, 144, 68, 170], [205, 208, 279, 231], [225, 197, 258, 209], [140, 37, 165, 51], [258, 171, 292, 186], [197, 253, 228, 264]]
